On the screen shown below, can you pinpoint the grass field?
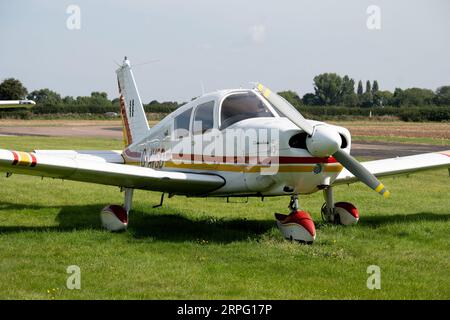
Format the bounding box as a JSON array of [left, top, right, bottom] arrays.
[[0, 135, 449, 299]]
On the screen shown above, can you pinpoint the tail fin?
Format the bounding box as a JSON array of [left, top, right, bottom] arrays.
[[116, 57, 150, 147]]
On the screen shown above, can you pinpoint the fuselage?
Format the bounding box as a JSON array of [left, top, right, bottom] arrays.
[[122, 89, 352, 197]]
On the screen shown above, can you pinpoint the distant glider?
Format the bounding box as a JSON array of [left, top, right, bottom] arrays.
[[0, 100, 36, 109]]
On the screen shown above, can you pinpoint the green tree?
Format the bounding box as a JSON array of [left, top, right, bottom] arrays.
[[340, 75, 357, 106], [62, 96, 75, 104], [374, 90, 393, 107], [313, 73, 343, 105], [357, 80, 363, 96], [392, 88, 403, 107], [434, 86, 450, 106], [27, 88, 62, 106], [360, 92, 373, 108], [0, 78, 28, 100], [365, 80, 371, 94], [302, 93, 319, 106], [372, 80, 379, 94], [394, 88, 435, 106], [371, 81, 381, 106], [278, 90, 302, 109], [74, 92, 111, 107], [341, 76, 355, 95], [91, 91, 108, 99], [342, 93, 359, 107], [359, 81, 373, 107]]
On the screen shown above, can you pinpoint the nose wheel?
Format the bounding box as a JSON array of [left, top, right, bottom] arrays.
[[275, 194, 316, 244]]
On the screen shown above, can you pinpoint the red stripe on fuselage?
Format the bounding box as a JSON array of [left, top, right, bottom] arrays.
[[278, 156, 337, 164], [125, 150, 338, 165], [171, 154, 336, 165]]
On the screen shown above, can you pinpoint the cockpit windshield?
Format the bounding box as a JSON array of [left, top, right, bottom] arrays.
[[220, 92, 275, 129]]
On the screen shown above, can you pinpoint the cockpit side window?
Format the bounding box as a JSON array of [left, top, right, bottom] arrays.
[[220, 92, 274, 130], [174, 107, 192, 139], [193, 101, 215, 135]]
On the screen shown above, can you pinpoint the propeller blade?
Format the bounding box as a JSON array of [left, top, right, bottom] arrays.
[[333, 149, 390, 198], [255, 83, 314, 135]]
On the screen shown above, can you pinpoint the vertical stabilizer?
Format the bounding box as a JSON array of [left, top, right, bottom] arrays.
[[116, 57, 150, 147]]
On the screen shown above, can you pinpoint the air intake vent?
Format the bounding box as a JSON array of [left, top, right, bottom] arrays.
[[339, 134, 348, 148], [288, 132, 308, 149]]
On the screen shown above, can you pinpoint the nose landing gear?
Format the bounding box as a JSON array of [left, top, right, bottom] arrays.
[[275, 187, 360, 244]]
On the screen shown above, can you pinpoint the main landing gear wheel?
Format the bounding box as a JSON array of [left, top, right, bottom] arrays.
[[101, 205, 128, 231], [321, 202, 359, 225], [100, 188, 134, 231], [321, 186, 359, 225], [275, 194, 316, 244]]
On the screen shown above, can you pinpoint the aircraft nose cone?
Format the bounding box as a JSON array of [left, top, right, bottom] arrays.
[[306, 125, 342, 157]]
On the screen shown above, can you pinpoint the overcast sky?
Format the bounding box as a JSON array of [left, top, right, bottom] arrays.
[[1, 0, 449, 102]]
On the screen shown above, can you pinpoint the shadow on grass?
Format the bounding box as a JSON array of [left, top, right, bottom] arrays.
[[0, 202, 274, 243], [1, 202, 449, 242]]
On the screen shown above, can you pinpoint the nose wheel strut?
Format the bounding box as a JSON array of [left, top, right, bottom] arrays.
[[288, 194, 300, 212]]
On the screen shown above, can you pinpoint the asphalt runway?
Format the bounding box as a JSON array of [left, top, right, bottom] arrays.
[[350, 141, 448, 159], [0, 125, 448, 159]]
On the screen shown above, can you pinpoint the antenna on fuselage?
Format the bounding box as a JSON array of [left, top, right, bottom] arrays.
[[200, 80, 205, 95]]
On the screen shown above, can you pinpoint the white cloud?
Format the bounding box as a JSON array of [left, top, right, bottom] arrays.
[[248, 24, 266, 45]]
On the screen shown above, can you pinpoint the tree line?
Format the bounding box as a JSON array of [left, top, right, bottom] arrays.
[[0, 78, 181, 114], [0, 75, 449, 121], [278, 73, 450, 109]]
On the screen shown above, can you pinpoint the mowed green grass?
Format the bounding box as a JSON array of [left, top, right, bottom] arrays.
[[0, 136, 449, 299], [352, 135, 450, 146]]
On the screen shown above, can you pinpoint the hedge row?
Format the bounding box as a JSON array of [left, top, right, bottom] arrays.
[[1, 105, 449, 122], [28, 102, 181, 115], [300, 106, 450, 122]]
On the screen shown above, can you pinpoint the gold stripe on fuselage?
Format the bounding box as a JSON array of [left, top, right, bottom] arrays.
[[163, 161, 343, 173]]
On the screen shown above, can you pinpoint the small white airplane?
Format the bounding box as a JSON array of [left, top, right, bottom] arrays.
[[0, 100, 36, 109], [1, 57, 449, 243]]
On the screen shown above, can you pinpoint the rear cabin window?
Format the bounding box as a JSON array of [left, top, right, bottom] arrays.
[[193, 101, 215, 135], [174, 108, 192, 138], [220, 92, 274, 129]]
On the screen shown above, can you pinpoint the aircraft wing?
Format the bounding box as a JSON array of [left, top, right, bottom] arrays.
[[0, 149, 225, 195], [333, 150, 450, 185]]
